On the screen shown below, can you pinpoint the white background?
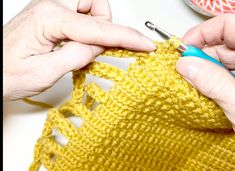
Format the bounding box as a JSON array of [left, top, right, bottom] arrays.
[[3, 0, 208, 170]]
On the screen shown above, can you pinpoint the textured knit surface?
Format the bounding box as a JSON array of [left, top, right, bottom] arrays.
[[30, 38, 235, 171]]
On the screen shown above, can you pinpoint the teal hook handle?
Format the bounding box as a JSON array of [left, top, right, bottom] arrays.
[[182, 45, 235, 77]]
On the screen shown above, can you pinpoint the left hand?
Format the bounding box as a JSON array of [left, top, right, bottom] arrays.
[[3, 0, 155, 100]]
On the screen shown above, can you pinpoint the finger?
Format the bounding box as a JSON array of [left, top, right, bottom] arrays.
[[24, 42, 104, 94], [176, 57, 235, 127], [78, 0, 112, 21], [35, 42, 103, 76], [77, 0, 92, 13], [182, 14, 235, 49], [202, 45, 235, 69], [50, 41, 104, 73], [49, 9, 155, 51]]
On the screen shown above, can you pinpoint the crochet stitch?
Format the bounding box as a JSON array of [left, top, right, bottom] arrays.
[[30, 38, 235, 171]]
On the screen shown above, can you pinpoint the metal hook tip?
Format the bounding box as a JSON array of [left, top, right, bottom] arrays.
[[145, 21, 155, 30]]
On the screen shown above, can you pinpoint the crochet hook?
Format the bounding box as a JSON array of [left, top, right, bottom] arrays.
[[145, 21, 235, 77]]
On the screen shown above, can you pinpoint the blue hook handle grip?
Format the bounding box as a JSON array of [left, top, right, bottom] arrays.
[[182, 45, 235, 77]]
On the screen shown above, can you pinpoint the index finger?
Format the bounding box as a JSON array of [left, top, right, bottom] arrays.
[[182, 14, 235, 49], [48, 8, 155, 51]]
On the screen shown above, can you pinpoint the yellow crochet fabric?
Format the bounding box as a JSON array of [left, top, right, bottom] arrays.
[[30, 38, 235, 171]]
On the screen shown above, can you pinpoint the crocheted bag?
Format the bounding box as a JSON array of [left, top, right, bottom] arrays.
[[30, 38, 235, 171]]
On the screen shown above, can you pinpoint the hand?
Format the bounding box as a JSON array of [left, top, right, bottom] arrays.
[[3, 0, 155, 101], [176, 14, 235, 131]]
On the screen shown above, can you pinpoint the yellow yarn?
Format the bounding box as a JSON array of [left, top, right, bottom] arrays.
[[23, 98, 53, 108], [29, 37, 235, 171]]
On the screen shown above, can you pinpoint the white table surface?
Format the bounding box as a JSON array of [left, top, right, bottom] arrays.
[[3, 0, 208, 170]]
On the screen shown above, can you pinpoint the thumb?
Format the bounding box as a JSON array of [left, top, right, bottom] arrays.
[[176, 57, 235, 129]]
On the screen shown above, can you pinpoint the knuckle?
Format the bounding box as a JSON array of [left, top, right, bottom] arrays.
[[93, 19, 111, 43]]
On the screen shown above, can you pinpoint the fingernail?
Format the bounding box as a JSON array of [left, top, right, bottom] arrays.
[[176, 58, 199, 83]]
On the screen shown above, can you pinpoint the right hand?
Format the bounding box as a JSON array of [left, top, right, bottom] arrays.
[[176, 14, 235, 131], [3, 0, 155, 100]]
